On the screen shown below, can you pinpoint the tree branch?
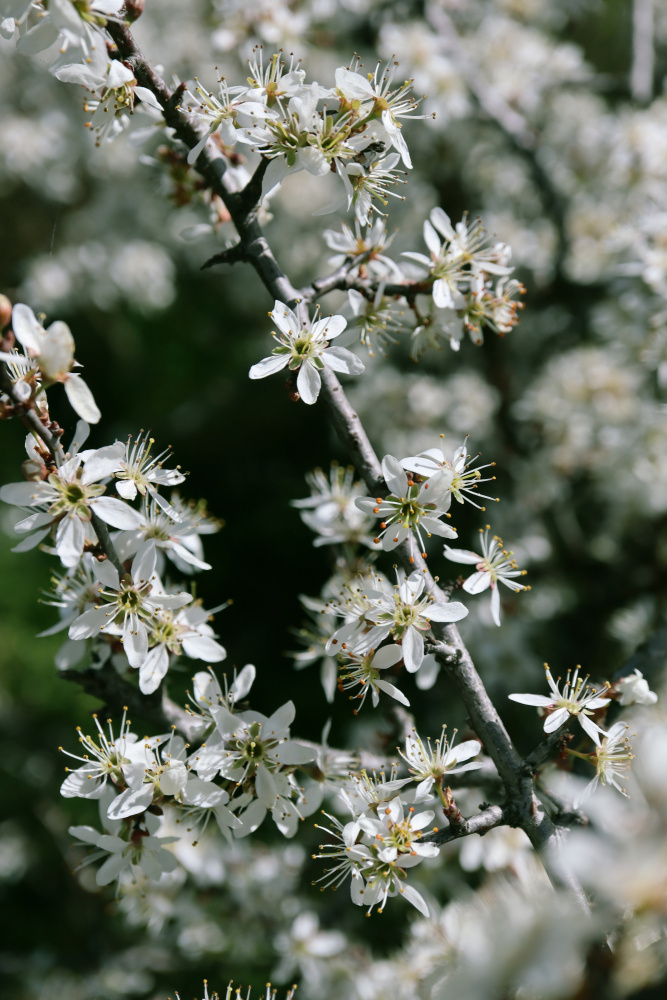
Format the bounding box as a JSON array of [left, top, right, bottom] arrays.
[[523, 719, 575, 774], [631, 0, 654, 104], [104, 21, 588, 908], [423, 803, 504, 845], [59, 665, 201, 740]]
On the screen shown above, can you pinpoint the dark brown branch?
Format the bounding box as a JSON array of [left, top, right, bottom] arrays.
[[423, 804, 505, 845], [60, 666, 200, 740], [201, 242, 247, 271], [523, 719, 575, 774]]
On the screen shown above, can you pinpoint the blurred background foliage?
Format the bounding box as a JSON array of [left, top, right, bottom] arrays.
[[1, 0, 667, 997]]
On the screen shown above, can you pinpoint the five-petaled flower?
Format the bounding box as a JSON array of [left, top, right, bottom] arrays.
[[400, 727, 483, 802], [444, 526, 528, 626], [509, 663, 611, 744], [355, 454, 457, 556], [249, 300, 364, 404]]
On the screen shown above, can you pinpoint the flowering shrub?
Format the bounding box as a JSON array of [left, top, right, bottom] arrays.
[[1, 2, 667, 999]]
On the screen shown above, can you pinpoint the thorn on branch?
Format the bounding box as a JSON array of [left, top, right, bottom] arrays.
[[237, 156, 270, 214], [166, 81, 187, 115], [201, 242, 247, 270]]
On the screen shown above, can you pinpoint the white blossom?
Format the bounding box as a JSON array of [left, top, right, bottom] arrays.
[[509, 664, 611, 744], [291, 462, 374, 547], [354, 568, 469, 673], [572, 721, 634, 806], [400, 727, 483, 802], [68, 546, 192, 668], [444, 526, 528, 626], [0, 443, 140, 567], [113, 431, 186, 520], [249, 299, 364, 404], [337, 643, 410, 710], [402, 435, 499, 510], [355, 454, 457, 555], [615, 669, 658, 706], [2, 303, 100, 421], [181, 77, 273, 164]]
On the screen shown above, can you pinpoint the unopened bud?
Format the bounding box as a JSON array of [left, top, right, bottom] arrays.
[[22, 459, 47, 482], [123, 0, 145, 21], [0, 294, 12, 330]]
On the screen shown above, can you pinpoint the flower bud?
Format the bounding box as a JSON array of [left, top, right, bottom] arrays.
[[124, 0, 145, 21], [0, 294, 12, 330], [22, 459, 47, 481]]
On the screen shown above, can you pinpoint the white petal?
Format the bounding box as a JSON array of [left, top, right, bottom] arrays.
[[16, 20, 59, 55], [11, 304, 43, 352], [255, 764, 278, 808], [443, 545, 482, 565], [55, 514, 85, 568], [376, 679, 410, 706], [267, 700, 296, 734], [579, 713, 604, 746], [444, 740, 481, 767], [423, 220, 441, 257], [321, 346, 365, 375], [96, 852, 128, 886], [508, 693, 554, 707], [182, 633, 226, 662], [401, 884, 430, 917], [382, 455, 408, 496], [131, 541, 157, 585], [187, 133, 210, 166], [69, 605, 112, 640], [490, 584, 501, 626], [81, 442, 124, 484], [372, 644, 404, 669], [426, 601, 469, 623], [310, 314, 347, 340], [296, 361, 321, 405], [462, 571, 491, 595], [60, 769, 105, 800], [402, 627, 424, 673], [159, 760, 188, 795], [64, 372, 101, 423], [134, 86, 163, 111], [270, 301, 300, 338], [543, 706, 570, 733], [123, 616, 148, 668], [277, 741, 316, 765], [230, 663, 255, 702], [107, 783, 154, 820], [91, 496, 143, 529], [139, 645, 169, 695], [169, 541, 211, 571], [249, 353, 290, 379], [234, 798, 267, 838], [40, 321, 74, 378], [0, 480, 50, 507]]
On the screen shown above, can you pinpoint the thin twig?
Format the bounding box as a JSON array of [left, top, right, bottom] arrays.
[[631, 0, 654, 103], [422, 803, 505, 845]]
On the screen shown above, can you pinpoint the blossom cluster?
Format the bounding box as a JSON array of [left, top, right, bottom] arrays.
[[183, 52, 424, 218], [63, 667, 319, 887], [315, 728, 482, 916], [0, 303, 224, 695], [0, 1, 163, 143], [290, 437, 529, 709]]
